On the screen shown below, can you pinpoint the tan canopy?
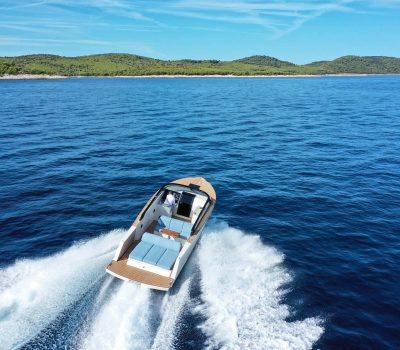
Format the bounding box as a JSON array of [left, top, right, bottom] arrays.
[[171, 177, 216, 202]]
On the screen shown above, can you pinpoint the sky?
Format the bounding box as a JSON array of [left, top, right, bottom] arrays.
[[0, 0, 400, 63]]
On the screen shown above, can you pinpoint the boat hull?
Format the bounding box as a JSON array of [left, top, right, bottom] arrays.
[[105, 177, 215, 291]]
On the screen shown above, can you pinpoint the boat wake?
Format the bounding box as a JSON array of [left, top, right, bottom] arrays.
[[196, 222, 324, 350], [80, 282, 152, 350], [0, 223, 323, 349], [0, 229, 125, 350]]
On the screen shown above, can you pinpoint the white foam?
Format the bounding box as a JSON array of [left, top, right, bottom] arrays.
[[151, 265, 193, 349], [0, 229, 125, 349], [80, 282, 152, 350], [80, 254, 194, 350], [0, 223, 324, 350], [196, 224, 324, 350]]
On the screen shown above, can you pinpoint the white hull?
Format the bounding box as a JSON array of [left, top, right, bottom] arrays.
[[106, 177, 215, 291]]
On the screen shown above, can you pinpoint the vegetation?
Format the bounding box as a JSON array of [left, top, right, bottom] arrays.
[[1, 54, 399, 76], [234, 55, 295, 68], [304, 55, 400, 74]]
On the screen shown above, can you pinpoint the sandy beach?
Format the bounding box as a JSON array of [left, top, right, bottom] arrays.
[[1, 73, 399, 80], [0, 74, 68, 80]]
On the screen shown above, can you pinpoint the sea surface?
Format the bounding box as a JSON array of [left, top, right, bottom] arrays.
[[0, 76, 399, 350]]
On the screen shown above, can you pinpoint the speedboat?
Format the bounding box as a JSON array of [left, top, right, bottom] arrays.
[[106, 177, 216, 291]]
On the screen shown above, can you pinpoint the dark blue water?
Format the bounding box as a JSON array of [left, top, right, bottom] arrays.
[[1, 76, 399, 349]]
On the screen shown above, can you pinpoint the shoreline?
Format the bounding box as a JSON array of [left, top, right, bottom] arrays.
[[0, 74, 68, 80], [1, 73, 400, 80]]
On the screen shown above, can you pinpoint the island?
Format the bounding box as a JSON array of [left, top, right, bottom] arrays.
[[1, 54, 400, 78]]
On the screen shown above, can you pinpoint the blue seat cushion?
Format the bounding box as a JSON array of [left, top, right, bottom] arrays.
[[129, 241, 153, 261], [181, 222, 193, 239], [169, 218, 184, 233], [142, 245, 166, 265], [156, 215, 171, 230], [157, 249, 179, 270], [142, 232, 181, 252]]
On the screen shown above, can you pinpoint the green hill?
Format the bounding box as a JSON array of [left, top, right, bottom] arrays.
[[306, 55, 400, 74], [234, 55, 295, 68], [0, 54, 399, 76]]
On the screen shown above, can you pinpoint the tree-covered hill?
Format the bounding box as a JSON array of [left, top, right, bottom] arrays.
[[234, 55, 295, 68], [305, 55, 400, 74], [0, 54, 399, 76]]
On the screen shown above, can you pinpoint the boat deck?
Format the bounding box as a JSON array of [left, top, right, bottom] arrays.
[[106, 258, 173, 289], [106, 220, 173, 289], [172, 214, 192, 223]]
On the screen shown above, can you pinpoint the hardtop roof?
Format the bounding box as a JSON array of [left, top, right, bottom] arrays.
[[170, 177, 216, 202]]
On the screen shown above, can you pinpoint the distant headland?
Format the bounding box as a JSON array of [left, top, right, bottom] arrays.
[[1, 54, 400, 78]]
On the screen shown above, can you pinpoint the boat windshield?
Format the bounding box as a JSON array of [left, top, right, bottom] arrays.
[[164, 184, 209, 199]]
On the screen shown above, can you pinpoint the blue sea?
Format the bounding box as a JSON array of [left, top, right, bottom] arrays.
[[0, 76, 399, 350]]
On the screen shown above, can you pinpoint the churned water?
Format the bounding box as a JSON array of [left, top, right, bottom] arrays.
[[0, 76, 399, 349]]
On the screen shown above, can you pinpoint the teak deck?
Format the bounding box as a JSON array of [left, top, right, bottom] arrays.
[[106, 212, 200, 289], [106, 223, 173, 289], [107, 258, 173, 289]]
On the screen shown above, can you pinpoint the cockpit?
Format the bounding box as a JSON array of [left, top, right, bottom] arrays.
[[158, 184, 209, 224]]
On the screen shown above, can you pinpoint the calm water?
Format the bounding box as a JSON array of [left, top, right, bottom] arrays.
[[1, 76, 399, 349]]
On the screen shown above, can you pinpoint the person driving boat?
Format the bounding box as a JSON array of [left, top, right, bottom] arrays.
[[164, 191, 176, 207]]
